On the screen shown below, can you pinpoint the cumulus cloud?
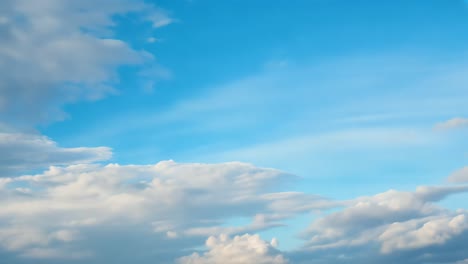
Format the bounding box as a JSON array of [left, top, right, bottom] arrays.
[[379, 213, 468, 253], [0, 0, 172, 125], [177, 233, 288, 264], [299, 185, 468, 263], [0, 132, 111, 176], [434, 118, 468, 131], [448, 167, 468, 183], [2, 160, 468, 263], [0, 161, 329, 262]]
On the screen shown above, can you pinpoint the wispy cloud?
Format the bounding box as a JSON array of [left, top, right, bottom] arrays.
[[448, 167, 468, 183], [147, 8, 176, 28], [435, 118, 468, 131]]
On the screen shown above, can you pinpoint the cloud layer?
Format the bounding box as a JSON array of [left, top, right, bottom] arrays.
[[1, 160, 468, 263], [0, 161, 329, 263]]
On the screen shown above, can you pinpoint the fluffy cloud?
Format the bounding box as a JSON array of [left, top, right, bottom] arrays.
[[0, 161, 329, 262], [0, 0, 171, 125], [379, 213, 468, 253], [177, 234, 288, 264], [0, 132, 111, 176], [2, 161, 468, 263], [298, 185, 468, 263], [434, 118, 468, 131]]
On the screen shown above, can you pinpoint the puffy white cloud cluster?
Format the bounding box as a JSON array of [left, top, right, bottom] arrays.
[[304, 185, 468, 258], [0, 161, 329, 261], [3, 163, 468, 264], [177, 233, 288, 264], [379, 213, 468, 253]]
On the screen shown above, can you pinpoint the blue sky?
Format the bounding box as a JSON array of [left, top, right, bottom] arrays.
[[1, 0, 468, 263]]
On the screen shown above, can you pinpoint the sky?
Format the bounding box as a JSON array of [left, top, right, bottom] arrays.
[[1, 0, 468, 263]]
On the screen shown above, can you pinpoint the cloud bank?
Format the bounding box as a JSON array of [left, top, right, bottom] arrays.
[[1, 160, 468, 263], [0, 161, 329, 263]]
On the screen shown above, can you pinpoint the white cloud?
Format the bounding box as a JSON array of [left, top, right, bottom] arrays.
[[0, 161, 328, 261], [304, 186, 468, 253], [379, 214, 468, 253], [0, 0, 173, 125], [147, 8, 175, 28], [0, 132, 111, 176], [435, 118, 468, 131], [1, 161, 468, 263], [177, 234, 289, 264]]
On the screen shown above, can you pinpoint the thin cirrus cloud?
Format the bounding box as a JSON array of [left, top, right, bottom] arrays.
[[91, 55, 468, 138], [73, 54, 468, 178], [434, 118, 468, 131], [148, 8, 176, 28]]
